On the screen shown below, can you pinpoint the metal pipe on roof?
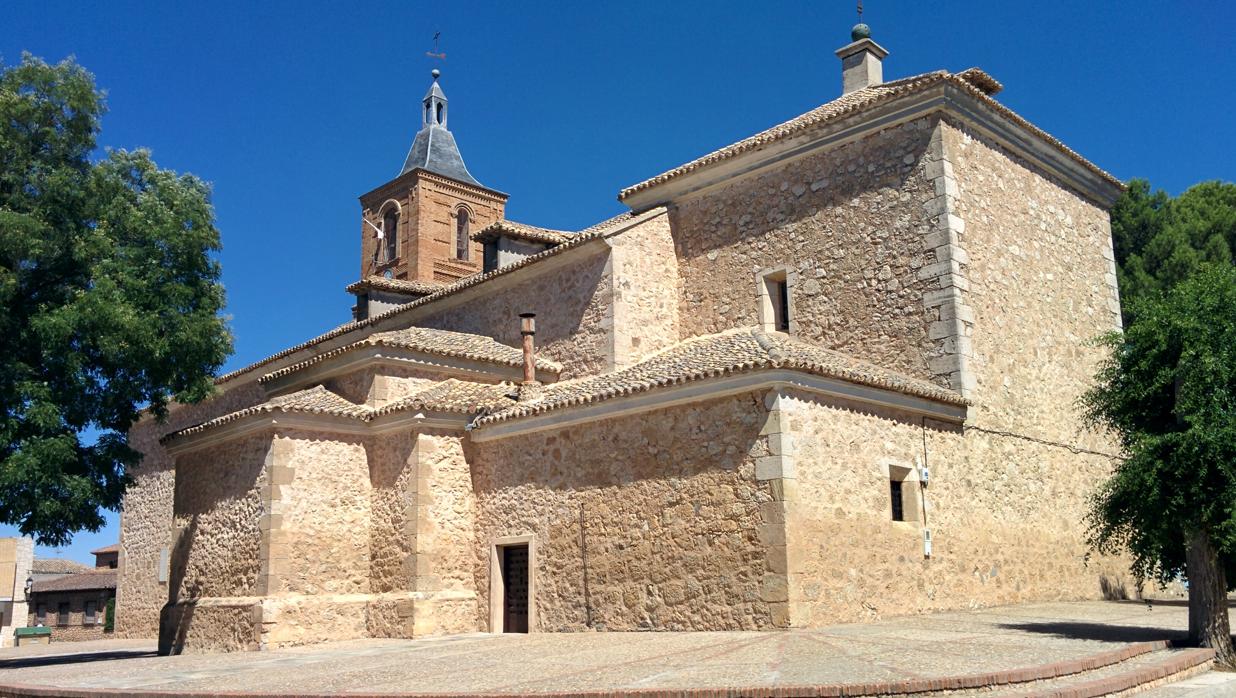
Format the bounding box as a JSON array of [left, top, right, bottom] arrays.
[[519, 313, 537, 385]]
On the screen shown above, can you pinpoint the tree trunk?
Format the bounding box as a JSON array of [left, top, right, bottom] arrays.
[[1186, 528, 1235, 667]]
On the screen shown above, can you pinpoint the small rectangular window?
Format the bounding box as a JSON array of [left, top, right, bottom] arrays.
[[890, 479, 905, 521], [758, 268, 792, 333], [57, 602, 70, 626], [35, 604, 46, 625], [774, 279, 790, 331], [85, 601, 97, 625]]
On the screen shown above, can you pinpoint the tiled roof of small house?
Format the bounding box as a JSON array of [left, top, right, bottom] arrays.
[[618, 68, 1121, 201], [471, 220, 572, 245], [30, 570, 116, 593], [89, 544, 118, 555], [259, 326, 562, 384], [32, 558, 92, 575], [473, 327, 967, 427], [345, 276, 445, 297], [212, 209, 661, 387], [375, 379, 516, 416]]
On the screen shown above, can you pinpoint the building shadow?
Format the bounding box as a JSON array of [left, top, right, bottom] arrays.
[[0, 649, 157, 670], [998, 620, 1188, 644]]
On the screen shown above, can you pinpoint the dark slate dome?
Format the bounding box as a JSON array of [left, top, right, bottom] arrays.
[[399, 71, 484, 188]]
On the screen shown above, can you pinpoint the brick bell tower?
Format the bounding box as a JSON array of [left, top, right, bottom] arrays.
[[352, 69, 507, 317]]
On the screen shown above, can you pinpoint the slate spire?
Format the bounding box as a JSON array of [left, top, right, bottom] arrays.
[[400, 69, 484, 188]]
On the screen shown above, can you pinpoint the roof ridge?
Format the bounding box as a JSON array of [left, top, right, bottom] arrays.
[[619, 67, 1119, 202]]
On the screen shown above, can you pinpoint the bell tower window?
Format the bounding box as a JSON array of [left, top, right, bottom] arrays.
[[383, 209, 399, 262], [456, 209, 470, 261]]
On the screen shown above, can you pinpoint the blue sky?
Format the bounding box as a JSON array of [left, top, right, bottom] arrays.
[[3, 1, 1233, 563]]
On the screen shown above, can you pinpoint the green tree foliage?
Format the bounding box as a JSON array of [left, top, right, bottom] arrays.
[[104, 597, 115, 633], [1113, 179, 1236, 319], [1084, 265, 1236, 661], [0, 55, 232, 545]]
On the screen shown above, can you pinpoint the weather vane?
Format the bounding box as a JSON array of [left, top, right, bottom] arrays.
[[426, 31, 446, 61], [857, 0, 863, 21]]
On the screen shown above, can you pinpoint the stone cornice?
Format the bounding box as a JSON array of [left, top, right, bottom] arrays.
[[358, 168, 508, 205], [469, 367, 968, 442]]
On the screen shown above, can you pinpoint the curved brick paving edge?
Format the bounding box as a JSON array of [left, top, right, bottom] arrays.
[[0, 640, 1215, 698]]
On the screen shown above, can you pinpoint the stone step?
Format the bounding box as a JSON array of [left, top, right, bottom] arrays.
[[982, 646, 1215, 698]]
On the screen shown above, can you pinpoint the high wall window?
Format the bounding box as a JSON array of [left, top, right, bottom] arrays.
[[887, 464, 921, 524], [889, 479, 905, 521], [57, 602, 70, 626], [35, 604, 46, 625], [383, 209, 399, 262], [757, 267, 794, 334], [456, 209, 470, 261], [85, 600, 97, 625]]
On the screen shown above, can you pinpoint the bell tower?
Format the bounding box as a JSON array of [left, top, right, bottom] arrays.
[[352, 70, 507, 317]]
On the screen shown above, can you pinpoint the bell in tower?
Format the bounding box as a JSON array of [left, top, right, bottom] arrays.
[[350, 69, 508, 321]]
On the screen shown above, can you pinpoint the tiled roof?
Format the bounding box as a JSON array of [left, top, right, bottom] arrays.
[[212, 209, 661, 387], [31, 570, 116, 593], [165, 386, 371, 441], [375, 379, 516, 416], [32, 558, 92, 575], [472, 220, 572, 245], [345, 276, 445, 297], [89, 544, 118, 555], [259, 326, 562, 384], [618, 68, 1120, 201], [167, 379, 521, 443], [473, 328, 967, 427]]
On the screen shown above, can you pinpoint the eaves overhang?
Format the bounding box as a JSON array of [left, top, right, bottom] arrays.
[[468, 367, 968, 443]]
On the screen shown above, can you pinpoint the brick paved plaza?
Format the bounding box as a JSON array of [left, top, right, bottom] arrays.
[[1, 601, 1233, 696]]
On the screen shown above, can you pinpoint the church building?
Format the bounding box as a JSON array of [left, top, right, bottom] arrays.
[[116, 25, 1130, 653]]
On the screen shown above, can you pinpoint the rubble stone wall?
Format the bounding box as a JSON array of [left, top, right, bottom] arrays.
[[942, 119, 1120, 447], [785, 390, 1132, 627], [169, 432, 269, 603], [118, 380, 267, 638], [609, 214, 681, 368], [470, 393, 779, 632], [417, 246, 614, 378], [670, 117, 942, 383], [278, 432, 371, 598]]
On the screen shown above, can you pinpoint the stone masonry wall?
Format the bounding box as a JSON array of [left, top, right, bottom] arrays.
[[407, 432, 481, 636], [254, 431, 373, 649], [363, 429, 482, 640], [417, 246, 614, 379], [471, 393, 779, 632], [162, 431, 271, 652], [170, 433, 269, 602], [784, 390, 1130, 626], [942, 119, 1121, 448], [609, 213, 681, 369], [321, 364, 497, 408], [278, 432, 371, 598], [118, 379, 266, 638], [671, 117, 942, 383]]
